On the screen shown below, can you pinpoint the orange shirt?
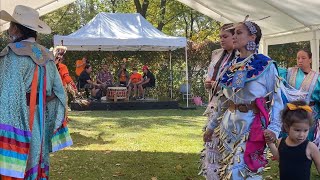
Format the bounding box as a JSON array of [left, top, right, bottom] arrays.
[[130, 73, 142, 83], [57, 63, 77, 95], [75, 60, 86, 76], [57, 63, 73, 86]]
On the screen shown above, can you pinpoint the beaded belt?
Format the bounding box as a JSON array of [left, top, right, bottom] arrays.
[[228, 101, 259, 113]]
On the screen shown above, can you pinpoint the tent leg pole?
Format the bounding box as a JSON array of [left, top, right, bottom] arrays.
[[185, 46, 188, 107], [310, 31, 319, 71], [170, 51, 173, 99]]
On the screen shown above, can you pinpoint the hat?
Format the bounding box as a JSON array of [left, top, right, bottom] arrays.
[[142, 65, 149, 71], [0, 5, 51, 34]]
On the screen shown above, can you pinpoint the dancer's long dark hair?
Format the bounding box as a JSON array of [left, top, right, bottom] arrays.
[[214, 23, 237, 80], [10, 22, 37, 43]]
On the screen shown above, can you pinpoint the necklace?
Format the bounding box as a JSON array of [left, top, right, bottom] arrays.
[[229, 54, 254, 72]]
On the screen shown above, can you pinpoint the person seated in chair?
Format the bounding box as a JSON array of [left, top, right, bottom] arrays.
[[127, 67, 142, 99], [96, 64, 114, 95], [78, 65, 101, 100], [117, 63, 129, 87], [75, 56, 88, 77], [137, 65, 155, 99]]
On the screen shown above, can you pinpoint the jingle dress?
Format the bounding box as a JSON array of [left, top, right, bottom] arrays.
[[0, 41, 72, 179], [200, 49, 236, 179], [207, 54, 283, 179]]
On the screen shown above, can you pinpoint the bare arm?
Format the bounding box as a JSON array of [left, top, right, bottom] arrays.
[[309, 142, 320, 174], [140, 78, 150, 85], [265, 130, 280, 160], [86, 79, 99, 86], [267, 141, 279, 160], [96, 79, 103, 84], [127, 79, 132, 87], [136, 79, 144, 85]]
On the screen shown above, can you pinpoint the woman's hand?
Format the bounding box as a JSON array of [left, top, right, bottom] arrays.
[[264, 129, 276, 144]]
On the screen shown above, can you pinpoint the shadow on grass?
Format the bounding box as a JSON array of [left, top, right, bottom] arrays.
[[262, 160, 320, 180], [68, 109, 206, 132], [50, 150, 204, 180], [70, 132, 116, 147]]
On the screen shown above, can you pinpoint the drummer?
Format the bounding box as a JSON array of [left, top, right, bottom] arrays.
[[96, 64, 114, 95]]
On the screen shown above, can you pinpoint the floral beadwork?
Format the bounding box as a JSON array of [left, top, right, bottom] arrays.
[[220, 54, 272, 88]]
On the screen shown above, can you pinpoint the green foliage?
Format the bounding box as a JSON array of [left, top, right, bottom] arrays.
[[268, 41, 310, 68]]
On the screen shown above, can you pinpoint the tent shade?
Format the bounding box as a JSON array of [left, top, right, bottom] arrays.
[[176, 0, 320, 70], [53, 13, 186, 51], [0, 0, 76, 32], [176, 0, 320, 39]]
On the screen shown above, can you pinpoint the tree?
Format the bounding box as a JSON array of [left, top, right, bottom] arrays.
[[0, 0, 223, 100], [157, 0, 166, 31], [133, 0, 149, 18]]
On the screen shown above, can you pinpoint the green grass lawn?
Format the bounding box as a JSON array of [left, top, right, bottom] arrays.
[[49, 109, 320, 180], [50, 109, 206, 180]]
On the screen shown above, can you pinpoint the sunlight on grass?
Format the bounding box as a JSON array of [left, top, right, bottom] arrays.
[[65, 110, 205, 153], [50, 109, 207, 180], [50, 109, 320, 180]]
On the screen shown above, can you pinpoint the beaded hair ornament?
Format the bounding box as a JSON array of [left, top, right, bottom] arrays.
[[244, 21, 257, 35], [242, 15, 259, 52]]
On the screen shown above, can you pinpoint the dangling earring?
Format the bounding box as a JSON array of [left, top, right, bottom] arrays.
[[246, 41, 256, 51]]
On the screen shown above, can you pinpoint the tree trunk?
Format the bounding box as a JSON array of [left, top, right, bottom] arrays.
[[133, 0, 149, 18], [157, 0, 167, 31], [190, 12, 194, 39], [133, 0, 142, 13], [141, 0, 149, 18], [89, 0, 95, 16], [183, 14, 188, 38], [111, 0, 117, 13]]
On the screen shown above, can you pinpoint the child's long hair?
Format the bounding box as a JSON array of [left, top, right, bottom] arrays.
[[281, 100, 313, 132]]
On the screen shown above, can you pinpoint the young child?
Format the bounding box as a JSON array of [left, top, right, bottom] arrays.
[[265, 101, 320, 180], [127, 67, 142, 99]]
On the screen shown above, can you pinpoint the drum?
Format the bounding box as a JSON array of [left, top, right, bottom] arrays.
[[107, 87, 127, 101]]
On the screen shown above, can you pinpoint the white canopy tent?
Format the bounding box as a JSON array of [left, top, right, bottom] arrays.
[[54, 13, 186, 51], [176, 0, 320, 71], [0, 0, 76, 32], [54, 13, 189, 105]]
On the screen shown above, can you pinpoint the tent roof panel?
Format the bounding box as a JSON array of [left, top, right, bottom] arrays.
[[176, 0, 320, 38], [54, 13, 186, 51]]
